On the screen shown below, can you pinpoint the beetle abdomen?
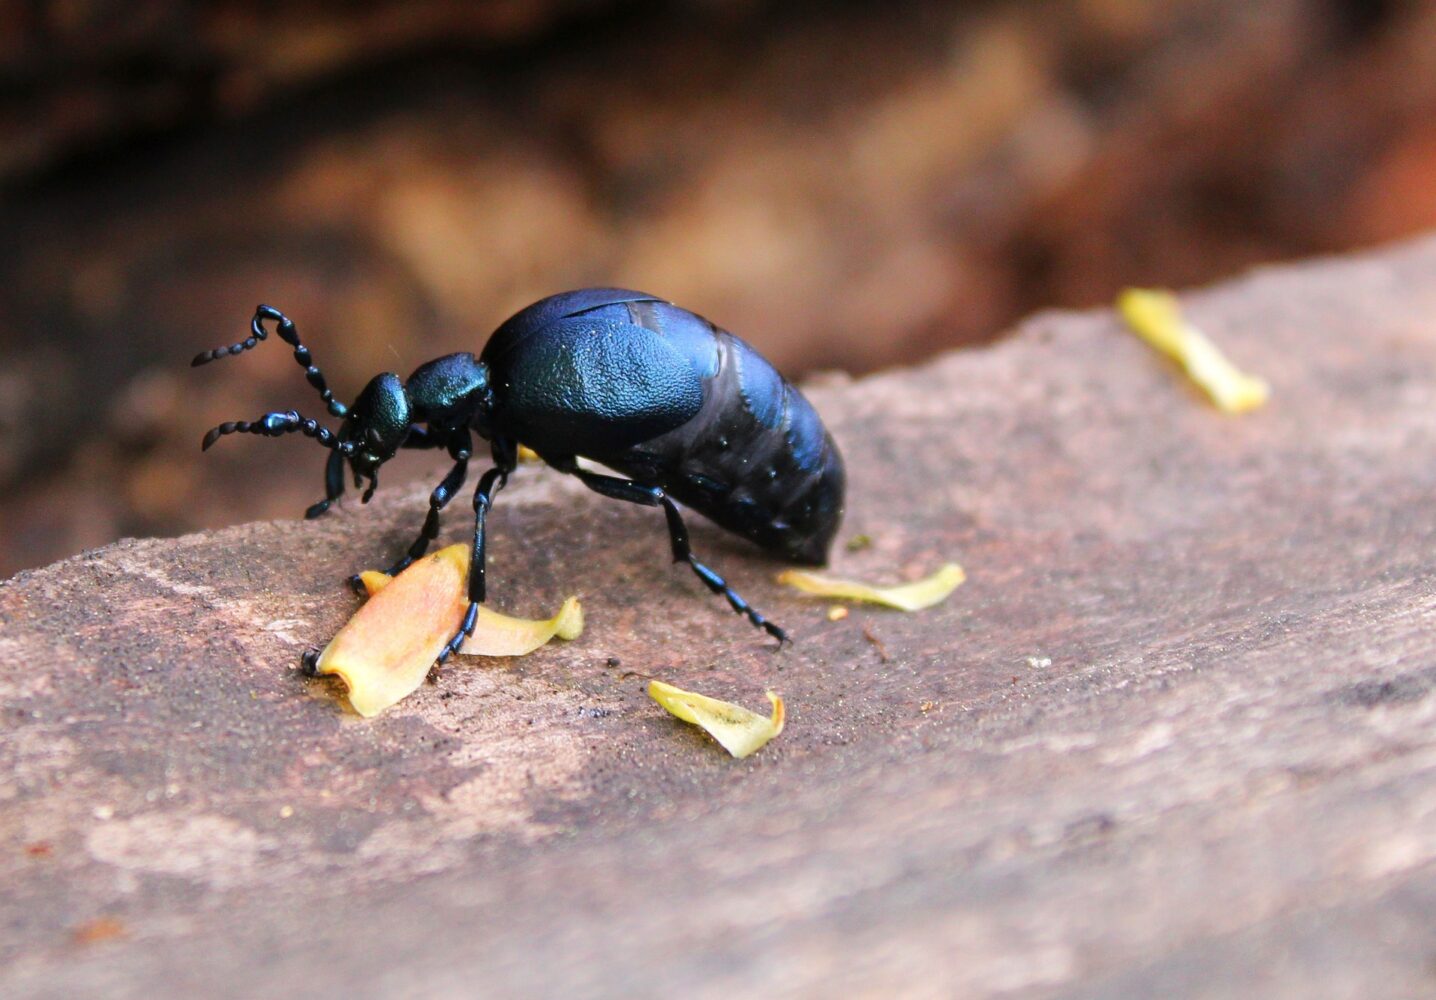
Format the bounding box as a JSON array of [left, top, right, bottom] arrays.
[[483, 290, 845, 565], [598, 301, 845, 565]]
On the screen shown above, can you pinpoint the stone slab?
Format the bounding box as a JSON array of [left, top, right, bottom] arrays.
[[4, 238, 1436, 997]]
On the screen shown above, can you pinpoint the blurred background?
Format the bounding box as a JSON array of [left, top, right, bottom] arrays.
[[2, 0, 1434, 577]]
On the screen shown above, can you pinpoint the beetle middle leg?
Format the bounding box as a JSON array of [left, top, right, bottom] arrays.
[[436, 443, 516, 665], [548, 459, 787, 644]]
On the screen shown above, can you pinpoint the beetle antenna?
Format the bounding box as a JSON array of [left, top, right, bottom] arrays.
[[192, 305, 349, 419], [201, 410, 354, 454]]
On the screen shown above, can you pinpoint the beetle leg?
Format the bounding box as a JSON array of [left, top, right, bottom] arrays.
[[347, 454, 470, 591], [400, 424, 444, 449], [550, 460, 788, 645], [305, 448, 348, 519], [435, 463, 511, 664]]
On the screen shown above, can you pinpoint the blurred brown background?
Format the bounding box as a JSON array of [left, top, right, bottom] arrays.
[[2, 0, 1433, 577]]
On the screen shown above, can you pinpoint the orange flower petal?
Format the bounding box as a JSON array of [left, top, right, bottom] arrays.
[[316, 544, 583, 716]]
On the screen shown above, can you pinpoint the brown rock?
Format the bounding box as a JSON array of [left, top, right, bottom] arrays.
[[5, 237, 1436, 995]]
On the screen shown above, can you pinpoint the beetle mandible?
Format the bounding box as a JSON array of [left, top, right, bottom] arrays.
[[193, 289, 846, 663]]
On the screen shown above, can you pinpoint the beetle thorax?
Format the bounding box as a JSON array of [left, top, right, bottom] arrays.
[[405, 353, 492, 435]]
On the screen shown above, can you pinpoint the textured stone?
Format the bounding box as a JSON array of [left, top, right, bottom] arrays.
[[4, 238, 1436, 996]]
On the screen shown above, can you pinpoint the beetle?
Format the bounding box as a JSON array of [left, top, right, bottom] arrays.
[[193, 289, 845, 663]]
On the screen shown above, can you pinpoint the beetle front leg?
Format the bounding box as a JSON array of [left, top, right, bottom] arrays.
[[345, 430, 474, 592], [394, 455, 469, 574], [436, 464, 510, 664], [305, 449, 348, 519], [346, 455, 470, 593]]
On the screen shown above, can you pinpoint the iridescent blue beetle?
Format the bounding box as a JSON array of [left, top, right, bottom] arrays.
[[194, 289, 845, 662]]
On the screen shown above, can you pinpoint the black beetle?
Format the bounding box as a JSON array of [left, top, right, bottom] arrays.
[[194, 289, 845, 662]]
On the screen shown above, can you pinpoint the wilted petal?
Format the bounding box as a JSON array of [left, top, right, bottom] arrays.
[[1117, 288, 1270, 414], [314, 546, 469, 717], [648, 680, 785, 758], [459, 597, 584, 657], [777, 563, 965, 611]]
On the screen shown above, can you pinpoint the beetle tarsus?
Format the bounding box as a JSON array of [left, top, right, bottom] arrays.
[[436, 601, 479, 665], [299, 648, 321, 677]]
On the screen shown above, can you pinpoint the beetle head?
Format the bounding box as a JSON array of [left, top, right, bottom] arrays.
[[341, 372, 410, 498]]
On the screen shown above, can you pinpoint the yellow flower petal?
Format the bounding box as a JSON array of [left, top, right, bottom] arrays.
[[647, 680, 785, 758], [357, 570, 393, 595], [317, 544, 582, 717], [459, 596, 584, 657], [1117, 288, 1270, 413], [776, 563, 965, 611]]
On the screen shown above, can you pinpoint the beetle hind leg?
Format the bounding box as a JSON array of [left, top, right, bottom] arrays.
[[553, 460, 788, 645], [683, 551, 789, 645]]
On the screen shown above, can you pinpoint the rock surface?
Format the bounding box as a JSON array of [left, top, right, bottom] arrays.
[[5, 238, 1436, 997]]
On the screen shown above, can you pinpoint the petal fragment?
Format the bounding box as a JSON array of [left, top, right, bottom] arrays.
[[777, 563, 965, 611], [318, 544, 583, 717], [357, 570, 393, 595], [315, 545, 469, 717], [459, 596, 584, 657], [360, 559, 583, 657], [1117, 288, 1270, 413], [647, 680, 785, 758]]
